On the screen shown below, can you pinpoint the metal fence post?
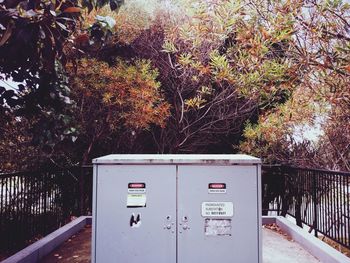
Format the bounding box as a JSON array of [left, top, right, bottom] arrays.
[[281, 166, 289, 217], [79, 167, 85, 215], [294, 168, 303, 227], [312, 171, 318, 237]]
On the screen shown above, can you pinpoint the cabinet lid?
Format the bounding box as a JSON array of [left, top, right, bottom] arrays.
[[93, 154, 261, 165]]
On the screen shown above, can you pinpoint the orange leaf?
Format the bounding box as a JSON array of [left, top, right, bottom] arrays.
[[259, 27, 270, 39], [344, 65, 350, 73], [63, 7, 81, 13], [75, 33, 89, 47], [200, 66, 211, 75], [0, 23, 13, 46]]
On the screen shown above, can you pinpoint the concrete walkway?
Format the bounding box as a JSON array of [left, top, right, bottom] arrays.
[[263, 228, 320, 263], [39, 226, 321, 263]]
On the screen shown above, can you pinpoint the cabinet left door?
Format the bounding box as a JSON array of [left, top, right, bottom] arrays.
[[93, 165, 177, 263]]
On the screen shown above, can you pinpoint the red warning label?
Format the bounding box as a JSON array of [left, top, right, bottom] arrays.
[[209, 183, 226, 189], [128, 183, 146, 193], [128, 183, 146, 188], [208, 183, 226, 194]]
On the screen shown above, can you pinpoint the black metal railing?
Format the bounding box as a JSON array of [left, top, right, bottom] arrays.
[[0, 166, 92, 254], [262, 165, 350, 249], [1, 164, 349, 254]]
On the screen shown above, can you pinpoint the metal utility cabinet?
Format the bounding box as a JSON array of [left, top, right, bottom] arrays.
[[92, 154, 261, 263]]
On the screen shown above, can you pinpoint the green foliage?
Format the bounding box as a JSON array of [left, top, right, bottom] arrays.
[[162, 40, 178, 54], [0, 0, 124, 108], [65, 58, 170, 163], [1, 0, 350, 170], [209, 51, 232, 81]]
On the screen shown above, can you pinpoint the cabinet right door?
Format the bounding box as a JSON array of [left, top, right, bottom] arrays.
[[177, 165, 260, 263]]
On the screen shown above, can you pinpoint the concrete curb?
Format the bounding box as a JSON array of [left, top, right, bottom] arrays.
[[262, 216, 350, 263], [2, 216, 92, 263]]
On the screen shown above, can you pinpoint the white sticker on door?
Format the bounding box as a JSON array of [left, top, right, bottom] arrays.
[[201, 202, 234, 217], [204, 219, 231, 236], [127, 194, 147, 208]]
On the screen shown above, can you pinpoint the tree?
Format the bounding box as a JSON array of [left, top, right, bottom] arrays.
[[65, 58, 170, 164], [131, 0, 300, 153], [240, 87, 324, 166], [0, 0, 127, 171], [0, 0, 125, 148], [240, 0, 350, 170], [1, 0, 349, 170], [0, 0, 124, 83]]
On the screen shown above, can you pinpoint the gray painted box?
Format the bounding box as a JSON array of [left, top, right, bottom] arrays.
[[92, 154, 261, 263]]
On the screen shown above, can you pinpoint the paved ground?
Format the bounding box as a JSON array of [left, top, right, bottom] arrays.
[[40, 226, 91, 263], [40, 225, 320, 263], [263, 227, 320, 263]]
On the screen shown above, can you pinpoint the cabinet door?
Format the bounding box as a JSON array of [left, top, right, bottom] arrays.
[[178, 165, 260, 263], [94, 165, 177, 263]]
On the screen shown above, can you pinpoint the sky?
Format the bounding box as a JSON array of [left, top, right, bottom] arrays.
[[292, 116, 325, 144], [0, 79, 19, 91]]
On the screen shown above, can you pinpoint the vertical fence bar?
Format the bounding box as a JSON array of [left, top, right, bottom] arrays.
[[340, 174, 344, 246], [313, 170, 318, 237], [346, 176, 350, 247], [296, 168, 302, 227], [0, 177, 4, 249], [27, 174, 32, 243], [337, 173, 341, 245], [330, 172, 334, 244], [320, 171, 324, 235], [334, 172, 338, 244], [14, 175, 18, 247], [19, 174, 24, 246], [43, 172, 47, 233], [8, 174, 13, 247], [326, 172, 331, 241], [305, 170, 308, 225]]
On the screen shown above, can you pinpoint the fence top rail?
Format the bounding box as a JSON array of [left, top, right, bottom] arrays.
[[263, 164, 350, 176], [0, 167, 83, 179], [280, 165, 350, 176]]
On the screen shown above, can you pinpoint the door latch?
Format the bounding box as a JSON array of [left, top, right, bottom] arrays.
[[164, 215, 174, 231], [181, 216, 190, 231]]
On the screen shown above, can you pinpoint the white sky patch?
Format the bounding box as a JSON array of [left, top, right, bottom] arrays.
[[0, 79, 20, 91], [292, 115, 325, 144]]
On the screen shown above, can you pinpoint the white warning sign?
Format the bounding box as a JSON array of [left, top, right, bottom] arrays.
[[201, 202, 234, 217], [204, 219, 232, 236], [127, 194, 146, 208]]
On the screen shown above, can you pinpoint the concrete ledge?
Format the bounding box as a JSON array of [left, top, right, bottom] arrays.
[[262, 216, 277, 225], [86, 216, 92, 225], [2, 216, 92, 263], [263, 216, 350, 263]]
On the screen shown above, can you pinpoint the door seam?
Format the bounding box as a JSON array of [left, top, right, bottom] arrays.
[[176, 164, 179, 263]]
